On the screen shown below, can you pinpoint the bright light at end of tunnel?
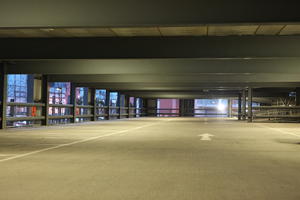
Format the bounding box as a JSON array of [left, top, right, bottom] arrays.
[[217, 103, 226, 111]]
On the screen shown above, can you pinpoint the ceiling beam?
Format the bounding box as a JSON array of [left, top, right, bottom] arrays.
[[122, 91, 290, 98], [48, 74, 300, 83], [2, 36, 300, 59], [6, 58, 300, 74], [74, 82, 300, 90], [0, 0, 299, 27]]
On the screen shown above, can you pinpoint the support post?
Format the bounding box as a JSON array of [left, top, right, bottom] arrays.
[[179, 99, 184, 117], [106, 91, 110, 120], [91, 88, 97, 121], [227, 99, 232, 118], [296, 88, 300, 106], [134, 98, 137, 118], [41, 75, 49, 126], [248, 87, 253, 122], [126, 95, 130, 118], [155, 99, 158, 117], [0, 63, 7, 129], [70, 83, 76, 123], [242, 89, 247, 120], [118, 92, 121, 119], [238, 93, 242, 120]]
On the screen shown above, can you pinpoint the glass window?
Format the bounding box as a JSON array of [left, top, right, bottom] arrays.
[[7, 74, 33, 103], [76, 87, 88, 105], [95, 89, 106, 107], [129, 97, 135, 107], [49, 82, 71, 105], [49, 82, 72, 118], [109, 92, 118, 107], [157, 99, 179, 116], [194, 99, 228, 117]]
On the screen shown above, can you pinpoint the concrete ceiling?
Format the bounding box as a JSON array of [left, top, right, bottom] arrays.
[[4, 59, 300, 99], [1, 0, 300, 99], [1, 24, 300, 38]]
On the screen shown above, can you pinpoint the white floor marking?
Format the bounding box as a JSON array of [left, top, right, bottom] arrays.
[[257, 124, 300, 138], [0, 120, 171, 163], [198, 133, 214, 141], [0, 154, 17, 157]]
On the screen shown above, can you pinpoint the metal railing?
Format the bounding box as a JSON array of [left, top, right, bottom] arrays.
[[253, 106, 300, 119], [2, 102, 146, 128], [147, 107, 228, 117]]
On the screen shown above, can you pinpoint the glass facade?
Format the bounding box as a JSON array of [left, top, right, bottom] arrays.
[[194, 99, 228, 117], [157, 99, 180, 116], [76, 87, 89, 105], [75, 87, 90, 122], [7, 75, 35, 127], [49, 82, 71, 105], [109, 92, 119, 116], [95, 89, 107, 119], [129, 97, 135, 107], [49, 82, 72, 124], [129, 97, 135, 116], [95, 89, 106, 107], [136, 98, 142, 116], [5, 76, 148, 127], [7, 74, 31, 103]]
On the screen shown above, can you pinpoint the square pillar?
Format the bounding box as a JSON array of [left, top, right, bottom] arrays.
[[41, 75, 49, 126], [91, 88, 97, 121], [105, 90, 110, 120], [238, 93, 242, 120], [227, 99, 232, 118], [179, 99, 184, 117], [242, 89, 247, 120], [0, 63, 7, 129], [125, 95, 130, 118], [248, 87, 253, 122], [70, 83, 76, 123], [296, 88, 300, 106], [118, 92, 121, 119]]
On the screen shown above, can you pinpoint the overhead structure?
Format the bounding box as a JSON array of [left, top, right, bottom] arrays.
[[0, 0, 300, 123]]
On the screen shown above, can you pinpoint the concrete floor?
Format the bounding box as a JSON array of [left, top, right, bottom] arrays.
[[0, 117, 299, 200]]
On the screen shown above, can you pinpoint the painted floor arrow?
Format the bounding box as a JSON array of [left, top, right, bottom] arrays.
[[198, 133, 214, 141]]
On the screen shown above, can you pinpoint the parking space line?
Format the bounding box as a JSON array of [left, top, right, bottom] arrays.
[[0, 120, 170, 163], [256, 124, 300, 138]]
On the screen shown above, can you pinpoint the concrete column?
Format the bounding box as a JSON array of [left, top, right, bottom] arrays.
[[70, 83, 76, 123], [142, 98, 148, 117], [118, 92, 121, 119], [181, 99, 194, 117], [227, 99, 232, 118], [179, 99, 184, 117], [238, 93, 242, 120], [27, 75, 34, 103], [296, 88, 300, 106], [91, 88, 97, 121], [41, 75, 49, 126], [242, 89, 247, 120], [0, 63, 7, 129], [248, 88, 253, 122], [105, 91, 110, 120], [146, 99, 157, 117], [189, 99, 195, 117], [125, 95, 130, 118]]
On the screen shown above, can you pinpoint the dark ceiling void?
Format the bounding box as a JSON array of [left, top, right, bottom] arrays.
[[1, 36, 300, 59], [0, 0, 299, 27]]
